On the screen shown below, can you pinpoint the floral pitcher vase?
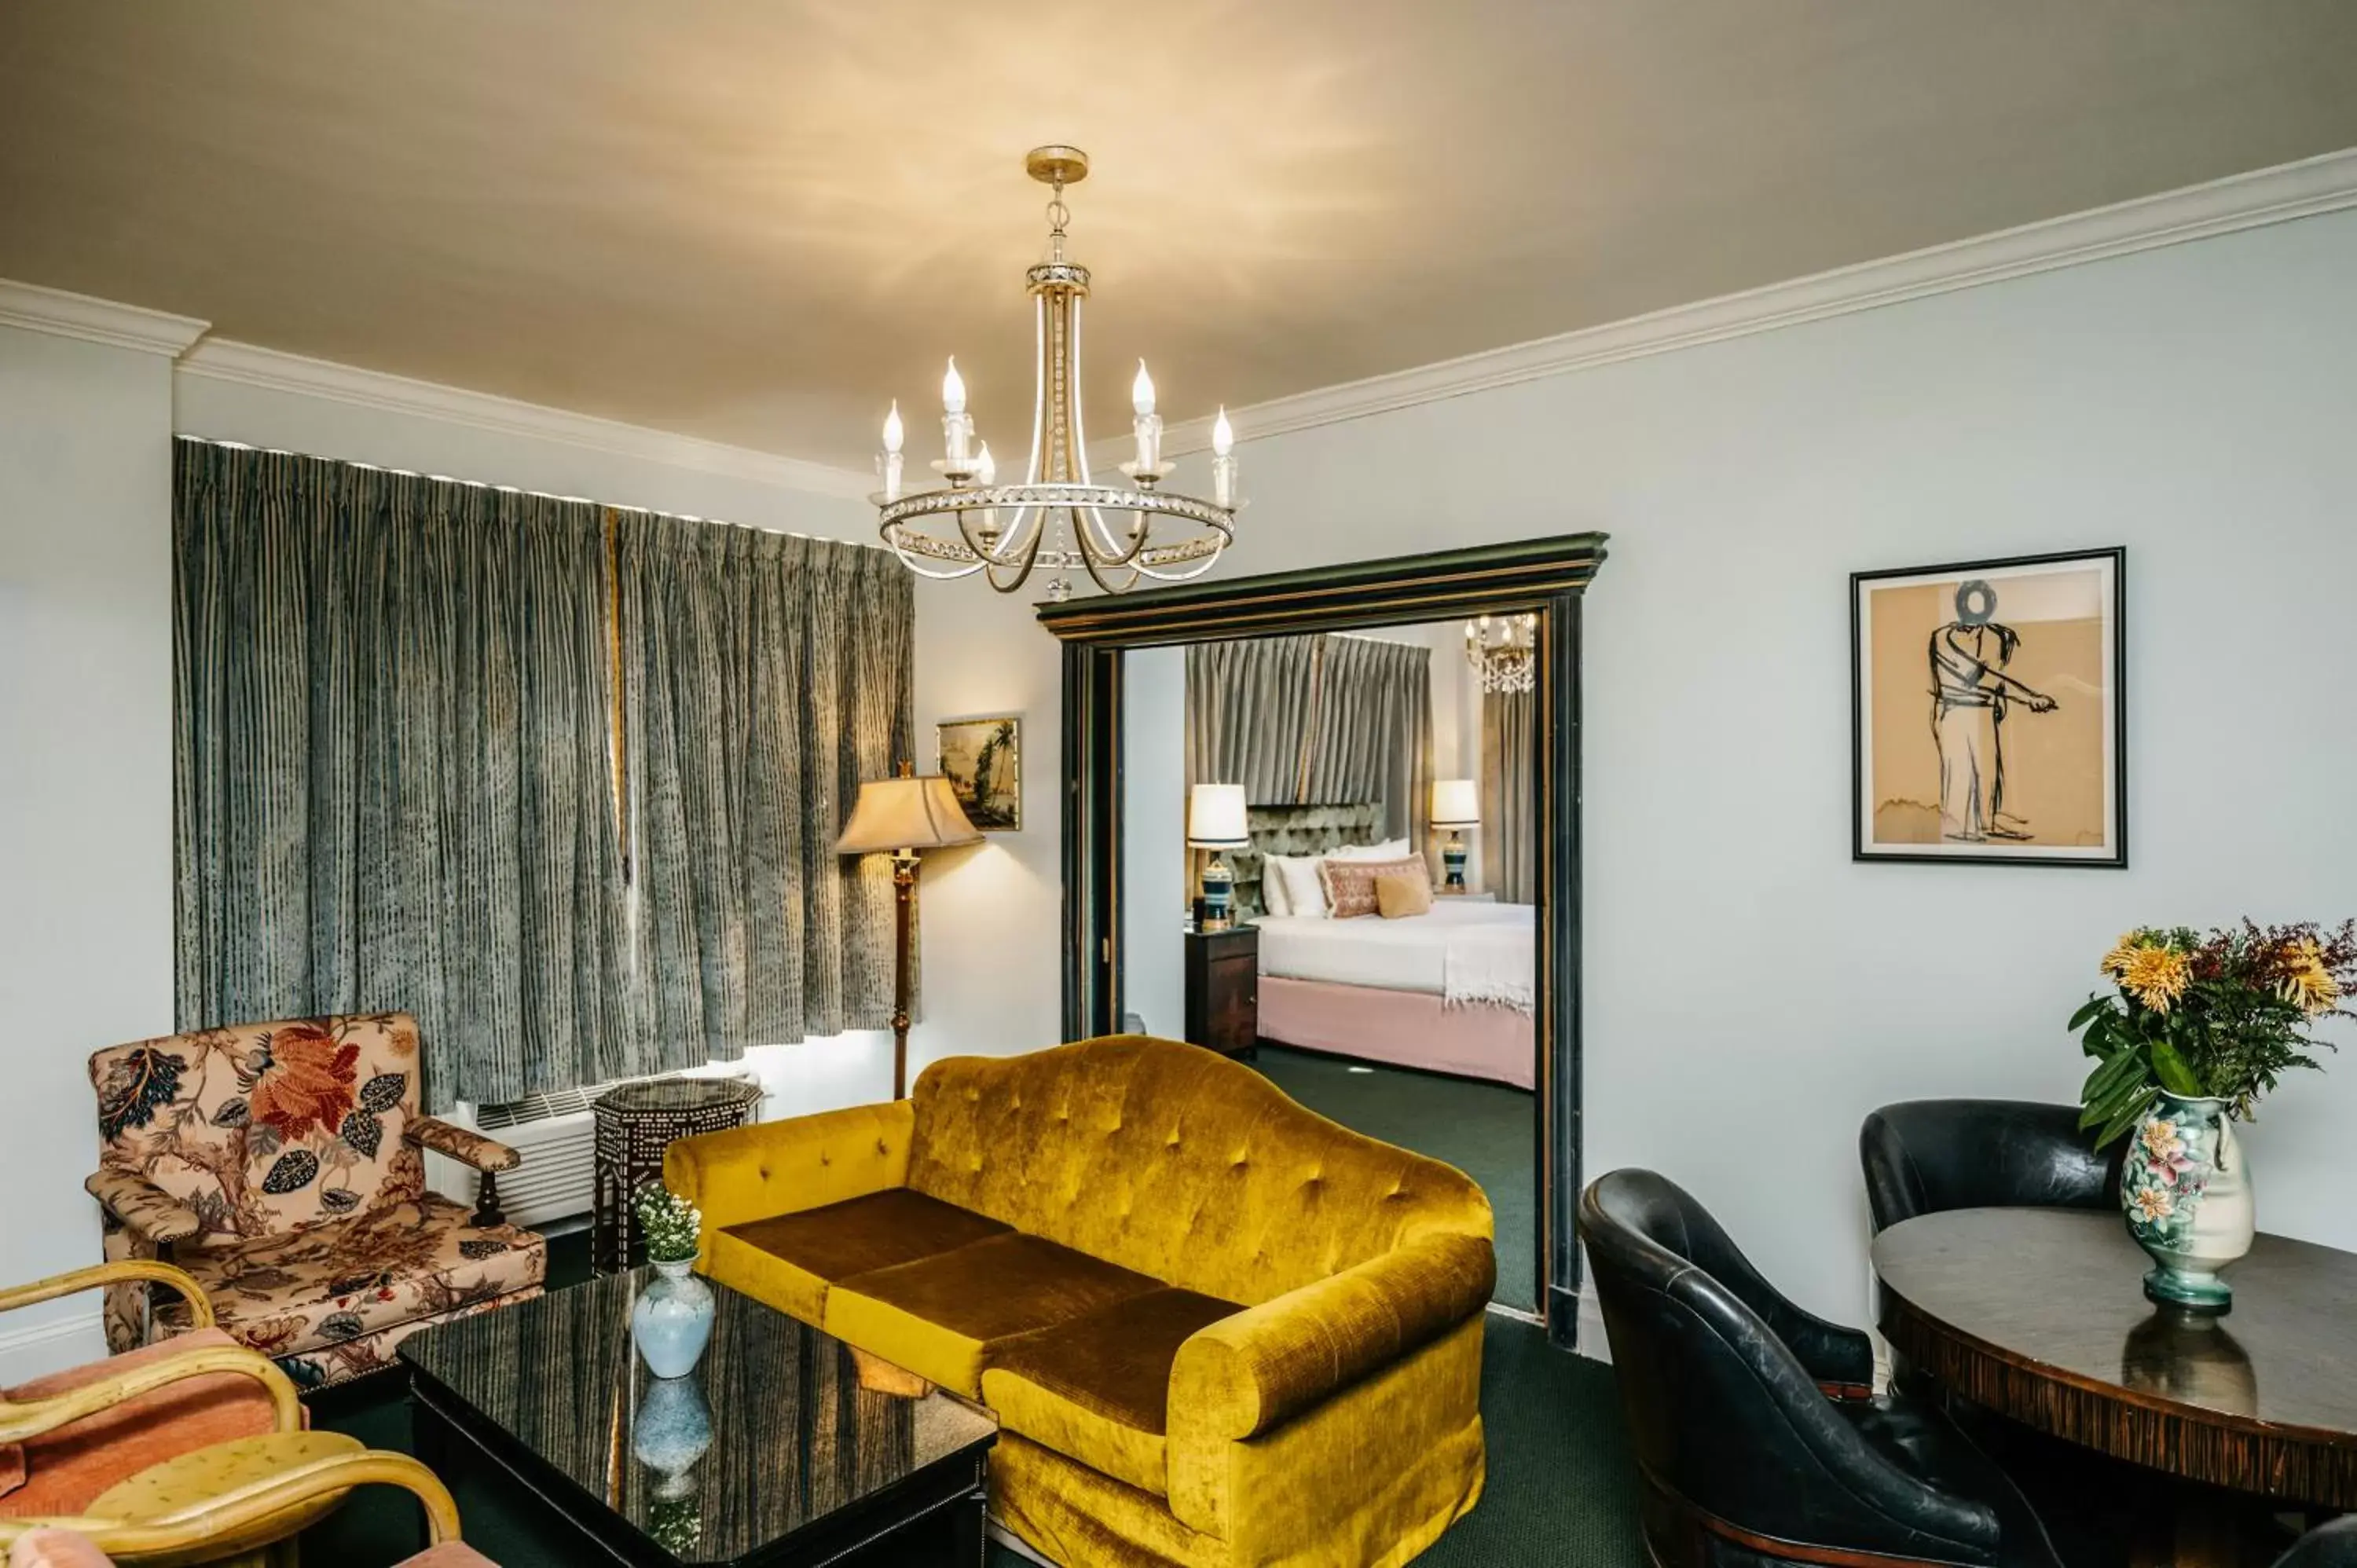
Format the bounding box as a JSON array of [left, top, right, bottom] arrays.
[[2120, 1092, 2254, 1312]]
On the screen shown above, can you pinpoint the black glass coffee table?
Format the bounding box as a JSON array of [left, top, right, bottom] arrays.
[[398, 1269, 997, 1566]]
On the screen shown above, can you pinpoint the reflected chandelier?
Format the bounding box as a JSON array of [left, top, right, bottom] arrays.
[[1464, 613, 1538, 694], [872, 146, 1239, 599]]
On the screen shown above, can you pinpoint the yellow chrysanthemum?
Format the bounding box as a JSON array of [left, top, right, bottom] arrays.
[[2278, 939, 2341, 1017], [2117, 944, 2193, 1014], [2099, 932, 2145, 981]]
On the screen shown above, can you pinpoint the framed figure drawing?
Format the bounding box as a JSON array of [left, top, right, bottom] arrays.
[[1852, 548, 2124, 866], [937, 715, 1021, 832]]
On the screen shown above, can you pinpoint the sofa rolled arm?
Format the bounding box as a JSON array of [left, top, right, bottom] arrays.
[[1170, 1230, 1494, 1442], [664, 1099, 916, 1237], [405, 1116, 520, 1173], [83, 1171, 202, 1246]]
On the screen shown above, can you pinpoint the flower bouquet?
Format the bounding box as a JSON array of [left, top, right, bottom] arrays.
[[2071, 921, 2353, 1310]]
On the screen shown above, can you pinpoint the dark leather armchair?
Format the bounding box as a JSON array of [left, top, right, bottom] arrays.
[[1579, 1170, 2062, 1568], [1860, 1099, 2121, 1235]]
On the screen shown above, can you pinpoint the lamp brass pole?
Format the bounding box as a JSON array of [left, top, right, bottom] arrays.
[[834, 761, 982, 1100]]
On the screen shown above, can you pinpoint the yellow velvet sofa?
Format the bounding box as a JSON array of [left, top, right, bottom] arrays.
[[663, 1035, 1495, 1568]]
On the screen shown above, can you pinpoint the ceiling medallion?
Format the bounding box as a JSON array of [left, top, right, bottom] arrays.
[[1464, 613, 1538, 694], [873, 145, 1240, 599]]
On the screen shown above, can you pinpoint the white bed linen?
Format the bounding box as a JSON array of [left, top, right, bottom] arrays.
[[1253, 900, 1534, 1011]]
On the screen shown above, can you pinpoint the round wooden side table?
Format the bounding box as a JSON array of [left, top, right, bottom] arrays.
[[592, 1075, 764, 1274], [1873, 1207, 2357, 1563]]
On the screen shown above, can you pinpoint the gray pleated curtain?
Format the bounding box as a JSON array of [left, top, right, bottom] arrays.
[[614, 515, 910, 1059], [1185, 633, 1431, 844], [174, 438, 911, 1111], [1481, 689, 1537, 903]]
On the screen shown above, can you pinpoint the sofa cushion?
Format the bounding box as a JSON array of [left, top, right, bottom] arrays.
[[981, 1288, 1241, 1497], [166, 1195, 544, 1361], [713, 1189, 1011, 1324], [825, 1233, 1164, 1396], [0, 1328, 286, 1519]]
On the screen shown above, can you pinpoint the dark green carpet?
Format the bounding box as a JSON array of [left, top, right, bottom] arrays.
[[308, 1228, 1643, 1566], [1250, 1046, 1538, 1312]]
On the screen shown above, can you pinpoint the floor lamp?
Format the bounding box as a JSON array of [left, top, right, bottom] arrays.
[[834, 762, 981, 1098]]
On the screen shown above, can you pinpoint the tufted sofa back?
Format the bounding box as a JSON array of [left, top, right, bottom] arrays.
[[91, 1013, 427, 1239], [906, 1035, 1492, 1306]]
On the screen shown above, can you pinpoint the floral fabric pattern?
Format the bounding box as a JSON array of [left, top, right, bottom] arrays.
[[406, 1116, 522, 1173], [156, 1196, 545, 1361], [2121, 1107, 2216, 1247], [91, 1013, 427, 1240], [89, 1012, 544, 1384]]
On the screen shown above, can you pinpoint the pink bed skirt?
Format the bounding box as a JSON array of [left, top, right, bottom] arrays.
[[1257, 976, 1535, 1090]]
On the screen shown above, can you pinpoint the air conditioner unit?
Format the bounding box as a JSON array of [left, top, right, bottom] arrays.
[[464, 1086, 607, 1230]]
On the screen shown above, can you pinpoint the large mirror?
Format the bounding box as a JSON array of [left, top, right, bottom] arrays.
[[1038, 537, 1604, 1345]]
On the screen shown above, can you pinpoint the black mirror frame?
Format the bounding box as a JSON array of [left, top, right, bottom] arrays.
[[1035, 533, 1607, 1346]]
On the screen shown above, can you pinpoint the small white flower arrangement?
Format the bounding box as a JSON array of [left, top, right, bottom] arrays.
[[636, 1183, 703, 1265]]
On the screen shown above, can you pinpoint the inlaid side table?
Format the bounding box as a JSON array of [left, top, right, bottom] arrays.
[[592, 1075, 764, 1275]]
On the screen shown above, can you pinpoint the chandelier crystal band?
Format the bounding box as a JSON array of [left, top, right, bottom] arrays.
[[872, 146, 1239, 599], [1465, 614, 1538, 694]]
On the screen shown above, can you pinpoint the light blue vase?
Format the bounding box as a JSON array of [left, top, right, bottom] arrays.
[[632, 1258, 715, 1377]]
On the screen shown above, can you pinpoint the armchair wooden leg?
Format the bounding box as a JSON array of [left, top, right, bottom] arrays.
[[472, 1171, 505, 1229]]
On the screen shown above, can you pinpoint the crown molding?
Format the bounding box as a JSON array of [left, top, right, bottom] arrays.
[[0, 278, 211, 356], [175, 339, 875, 500], [1098, 145, 2357, 465]]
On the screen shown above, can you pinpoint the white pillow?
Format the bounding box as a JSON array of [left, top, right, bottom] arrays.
[[1274, 854, 1331, 918], [1330, 837, 1410, 863], [1259, 855, 1295, 917]]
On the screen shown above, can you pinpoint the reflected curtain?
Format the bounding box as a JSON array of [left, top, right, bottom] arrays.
[[1185, 636, 1321, 805], [616, 516, 911, 1057], [1307, 635, 1431, 847], [1186, 633, 1431, 845], [174, 440, 640, 1110], [1481, 689, 1536, 903]]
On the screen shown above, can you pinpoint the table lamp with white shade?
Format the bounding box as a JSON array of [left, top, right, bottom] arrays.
[[834, 762, 982, 1097], [1187, 783, 1251, 932], [1431, 778, 1481, 891]]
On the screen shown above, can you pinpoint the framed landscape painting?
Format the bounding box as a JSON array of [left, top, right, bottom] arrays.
[[1852, 548, 2124, 866], [937, 715, 1021, 832]]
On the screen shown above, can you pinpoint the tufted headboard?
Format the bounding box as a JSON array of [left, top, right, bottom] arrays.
[[1230, 802, 1385, 917]]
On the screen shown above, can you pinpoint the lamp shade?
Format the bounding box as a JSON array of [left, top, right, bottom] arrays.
[[1186, 782, 1250, 848], [834, 774, 983, 856], [1430, 778, 1481, 828]]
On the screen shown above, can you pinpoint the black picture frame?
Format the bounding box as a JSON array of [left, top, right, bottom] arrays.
[[1851, 546, 2126, 868]]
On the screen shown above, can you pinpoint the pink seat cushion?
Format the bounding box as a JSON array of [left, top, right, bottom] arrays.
[[0, 1328, 288, 1518]]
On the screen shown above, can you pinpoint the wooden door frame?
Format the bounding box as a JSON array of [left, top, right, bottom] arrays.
[[1034, 534, 1607, 1347]]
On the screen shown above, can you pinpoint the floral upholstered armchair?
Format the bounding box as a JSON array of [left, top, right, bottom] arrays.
[[86, 1013, 546, 1389]]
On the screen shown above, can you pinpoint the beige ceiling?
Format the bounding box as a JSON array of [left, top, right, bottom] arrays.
[[5, 2, 2355, 471]]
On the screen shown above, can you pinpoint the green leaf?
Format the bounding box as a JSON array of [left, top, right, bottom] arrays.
[[2094, 1086, 2159, 1149], [2082, 1045, 2147, 1105], [2068, 994, 2114, 1031], [2147, 1038, 2206, 1097]]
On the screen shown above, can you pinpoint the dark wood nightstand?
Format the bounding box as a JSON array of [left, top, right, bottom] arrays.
[[1183, 925, 1259, 1060]]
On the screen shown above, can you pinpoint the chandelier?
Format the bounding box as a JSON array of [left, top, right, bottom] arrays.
[[1464, 614, 1538, 694], [871, 146, 1239, 600]]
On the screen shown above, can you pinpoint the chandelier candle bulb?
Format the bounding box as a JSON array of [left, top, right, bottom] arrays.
[[879, 401, 905, 501], [1131, 361, 1161, 474], [1211, 406, 1237, 507]]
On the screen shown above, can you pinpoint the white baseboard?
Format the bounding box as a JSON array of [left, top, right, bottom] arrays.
[[0, 1305, 107, 1383], [1575, 1282, 1611, 1363]]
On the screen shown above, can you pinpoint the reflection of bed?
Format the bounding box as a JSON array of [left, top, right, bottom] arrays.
[[1230, 803, 1534, 1090]]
